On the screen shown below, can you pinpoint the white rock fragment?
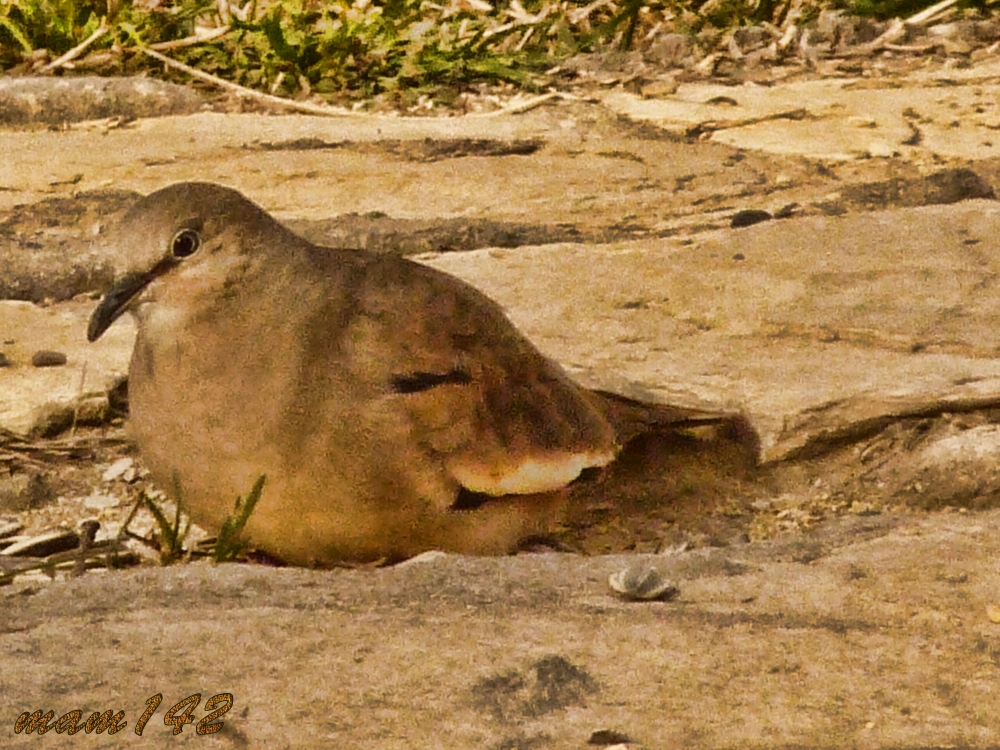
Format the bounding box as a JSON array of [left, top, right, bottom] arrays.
[[609, 564, 679, 602], [83, 492, 121, 510], [102, 457, 135, 483], [396, 550, 450, 567]]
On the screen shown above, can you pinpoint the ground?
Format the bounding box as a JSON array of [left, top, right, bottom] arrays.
[[4, 56, 1000, 746]]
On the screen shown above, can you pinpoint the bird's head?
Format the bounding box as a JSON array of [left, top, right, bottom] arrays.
[[87, 182, 281, 342]]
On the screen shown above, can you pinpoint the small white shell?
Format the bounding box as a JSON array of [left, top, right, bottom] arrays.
[[608, 565, 679, 602]]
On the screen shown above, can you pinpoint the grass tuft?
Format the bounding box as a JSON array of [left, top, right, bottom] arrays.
[[141, 481, 190, 565], [213, 474, 266, 563]]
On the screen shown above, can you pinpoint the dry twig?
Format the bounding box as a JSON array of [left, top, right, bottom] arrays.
[[149, 25, 232, 51], [864, 0, 959, 51], [40, 18, 109, 72]]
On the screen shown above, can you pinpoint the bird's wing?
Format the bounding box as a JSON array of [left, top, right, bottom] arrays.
[[341, 253, 619, 496]]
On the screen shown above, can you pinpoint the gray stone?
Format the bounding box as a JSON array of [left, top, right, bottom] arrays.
[[0, 76, 206, 127]]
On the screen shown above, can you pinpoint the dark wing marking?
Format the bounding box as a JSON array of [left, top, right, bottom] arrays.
[[390, 370, 473, 394]]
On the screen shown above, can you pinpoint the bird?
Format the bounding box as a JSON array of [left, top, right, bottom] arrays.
[[87, 182, 621, 565]]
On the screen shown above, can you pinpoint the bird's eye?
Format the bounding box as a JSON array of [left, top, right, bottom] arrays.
[[171, 229, 201, 259]]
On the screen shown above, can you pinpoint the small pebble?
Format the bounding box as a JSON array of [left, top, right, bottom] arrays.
[[31, 350, 68, 368], [730, 209, 772, 229], [587, 729, 632, 746]]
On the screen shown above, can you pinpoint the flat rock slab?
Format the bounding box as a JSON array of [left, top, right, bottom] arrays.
[[423, 200, 1000, 460], [0, 110, 583, 216], [603, 63, 1000, 161], [3, 510, 1000, 748]]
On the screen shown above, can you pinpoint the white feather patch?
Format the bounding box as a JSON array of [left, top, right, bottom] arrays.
[[450, 450, 615, 496]]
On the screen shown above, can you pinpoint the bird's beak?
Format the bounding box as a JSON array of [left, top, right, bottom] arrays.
[[88, 254, 180, 342], [87, 270, 157, 342]]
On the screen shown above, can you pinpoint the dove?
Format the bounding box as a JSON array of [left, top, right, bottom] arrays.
[[88, 182, 619, 565]]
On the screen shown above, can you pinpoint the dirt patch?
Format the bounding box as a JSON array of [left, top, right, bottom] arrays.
[[246, 136, 546, 162], [286, 214, 665, 256], [469, 655, 598, 723], [831, 167, 997, 213]]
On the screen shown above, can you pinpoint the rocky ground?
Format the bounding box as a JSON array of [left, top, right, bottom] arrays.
[[5, 40, 1000, 746]]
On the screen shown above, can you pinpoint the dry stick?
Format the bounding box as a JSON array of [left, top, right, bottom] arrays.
[[0, 539, 132, 587], [514, 27, 535, 52], [149, 25, 232, 52], [141, 47, 362, 117], [73, 520, 100, 578], [643, 20, 664, 43], [40, 18, 109, 72], [216, 0, 232, 26], [482, 21, 517, 41], [686, 107, 810, 138], [68, 360, 88, 439], [906, 0, 960, 26], [883, 42, 939, 53], [864, 0, 959, 51], [480, 90, 563, 116], [567, 0, 613, 23]]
